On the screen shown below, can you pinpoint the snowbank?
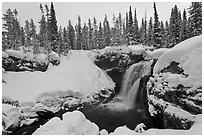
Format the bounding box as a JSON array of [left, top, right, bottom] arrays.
[[128, 44, 146, 54], [5, 49, 25, 59], [3, 51, 115, 103], [24, 52, 34, 61], [34, 53, 48, 64], [33, 110, 99, 135], [153, 35, 202, 88]]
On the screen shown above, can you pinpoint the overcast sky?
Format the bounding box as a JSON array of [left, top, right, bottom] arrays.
[[2, 2, 191, 31]]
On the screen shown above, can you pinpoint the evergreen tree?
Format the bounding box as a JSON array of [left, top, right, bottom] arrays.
[[20, 27, 25, 46], [160, 21, 165, 46], [93, 17, 98, 49], [180, 9, 189, 41], [62, 27, 69, 53], [30, 19, 39, 54], [118, 13, 124, 45], [48, 2, 58, 53], [67, 20, 75, 50], [125, 12, 129, 45], [169, 5, 182, 47], [82, 23, 89, 50], [128, 6, 135, 45], [76, 15, 82, 50], [147, 17, 153, 46], [58, 26, 64, 53], [153, 2, 162, 48], [188, 2, 202, 37], [39, 13, 47, 49], [97, 22, 104, 49], [24, 20, 31, 48], [164, 21, 171, 47], [88, 19, 94, 49], [103, 15, 111, 47], [133, 9, 140, 44]]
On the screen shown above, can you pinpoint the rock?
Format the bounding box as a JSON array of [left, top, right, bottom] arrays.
[[110, 125, 137, 135], [33, 103, 54, 118], [135, 123, 146, 133], [99, 129, 108, 135], [33, 110, 99, 135]]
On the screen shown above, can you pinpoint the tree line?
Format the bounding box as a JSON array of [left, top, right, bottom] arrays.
[[2, 2, 202, 54]]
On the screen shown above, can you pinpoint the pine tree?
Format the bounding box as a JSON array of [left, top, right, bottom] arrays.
[[76, 15, 82, 50], [30, 19, 39, 54], [164, 21, 171, 47], [169, 5, 182, 47], [97, 22, 104, 49], [180, 9, 189, 41], [160, 21, 165, 46], [103, 15, 111, 47], [118, 13, 123, 45], [58, 26, 64, 53], [153, 2, 162, 48], [67, 20, 75, 50], [48, 2, 58, 53], [147, 17, 153, 46], [39, 13, 47, 49], [128, 6, 135, 45], [188, 2, 202, 37], [88, 19, 94, 49], [20, 27, 25, 46], [125, 12, 129, 45], [93, 17, 98, 49], [82, 23, 89, 50], [24, 20, 31, 49], [133, 9, 140, 44], [62, 27, 69, 53]]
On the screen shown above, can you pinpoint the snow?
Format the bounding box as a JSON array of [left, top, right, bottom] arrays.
[[153, 35, 202, 88], [2, 51, 9, 58], [99, 45, 146, 56], [33, 110, 99, 135], [48, 51, 60, 62], [110, 126, 137, 135], [34, 53, 49, 64], [150, 48, 170, 59], [5, 49, 25, 59], [24, 52, 34, 61], [3, 51, 115, 103]]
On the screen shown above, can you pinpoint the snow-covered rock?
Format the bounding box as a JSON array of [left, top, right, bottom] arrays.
[[150, 48, 170, 59], [34, 53, 49, 64], [3, 51, 114, 107], [110, 126, 137, 135], [153, 35, 202, 88], [99, 129, 108, 135], [5, 49, 25, 59], [33, 110, 99, 135], [24, 52, 34, 61], [2, 51, 9, 58]]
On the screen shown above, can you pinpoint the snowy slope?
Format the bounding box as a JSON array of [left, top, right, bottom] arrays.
[[153, 35, 202, 88], [3, 51, 115, 103], [150, 48, 170, 59]]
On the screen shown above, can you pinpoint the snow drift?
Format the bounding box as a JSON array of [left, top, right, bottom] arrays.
[[153, 35, 202, 88], [2, 51, 115, 103]]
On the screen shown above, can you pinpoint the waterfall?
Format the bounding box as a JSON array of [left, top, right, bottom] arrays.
[[117, 61, 152, 108]]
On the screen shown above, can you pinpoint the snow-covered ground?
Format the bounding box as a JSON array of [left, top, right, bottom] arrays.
[[2, 50, 115, 104]]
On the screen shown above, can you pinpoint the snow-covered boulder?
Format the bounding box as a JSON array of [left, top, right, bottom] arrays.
[[153, 35, 202, 88], [2, 51, 9, 59], [33, 110, 99, 135], [5, 49, 25, 59], [48, 51, 60, 65], [147, 36, 202, 132], [3, 51, 114, 112], [110, 126, 137, 135], [150, 48, 170, 59]]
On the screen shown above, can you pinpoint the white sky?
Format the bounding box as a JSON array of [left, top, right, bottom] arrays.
[[2, 2, 191, 32]]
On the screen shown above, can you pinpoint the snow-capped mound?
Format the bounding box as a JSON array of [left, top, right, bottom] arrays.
[[150, 48, 170, 59], [2, 51, 9, 58], [99, 45, 146, 56], [33, 110, 99, 135], [5, 49, 25, 59], [34, 53, 49, 64], [24, 52, 34, 61], [153, 35, 202, 88], [48, 51, 60, 62], [128, 44, 146, 54], [3, 51, 115, 103], [110, 126, 137, 135]]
